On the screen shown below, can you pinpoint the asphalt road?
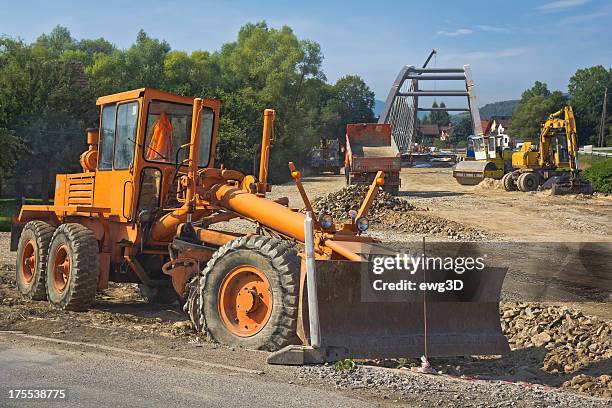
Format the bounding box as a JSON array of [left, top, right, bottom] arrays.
[[0, 338, 375, 408]]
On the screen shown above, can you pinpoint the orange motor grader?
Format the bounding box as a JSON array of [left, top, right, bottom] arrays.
[[12, 88, 509, 363]]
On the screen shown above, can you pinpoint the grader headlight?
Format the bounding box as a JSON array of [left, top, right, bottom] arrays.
[[318, 213, 334, 229], [356, 217, 370, 232]]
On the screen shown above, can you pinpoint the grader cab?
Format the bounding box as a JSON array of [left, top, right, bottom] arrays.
[[12, 88, 509, 363]]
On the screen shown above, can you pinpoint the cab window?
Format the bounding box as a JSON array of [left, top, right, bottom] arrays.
[[98, 105, 116, 170], [144, 100, 214, 167], [114, 102, 139, 170]]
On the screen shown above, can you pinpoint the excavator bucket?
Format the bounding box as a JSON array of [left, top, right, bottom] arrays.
[[453, 160, 497, 185], [269, 242, 510, 364], [544, 175, 594, 195]]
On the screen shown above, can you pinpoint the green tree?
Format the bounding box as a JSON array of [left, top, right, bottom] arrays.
[[568, 66, 612, 146], [452, 112, 473, 148], [320, 75, 375, 140], [332, 75, 375, 123], [0, 128, 23, 193], [508, 82, 566, 141], [0, 22, 378, 192], [428, 101, 450, 128], [209, 22, 329, 180], [0, 35, 97, 201]]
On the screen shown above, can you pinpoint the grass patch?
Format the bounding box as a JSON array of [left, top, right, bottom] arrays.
[[578, 154, 611, 170], [334, 358, 357, 371], [582, 158, 612, 193], [0, 198, 46, 232]]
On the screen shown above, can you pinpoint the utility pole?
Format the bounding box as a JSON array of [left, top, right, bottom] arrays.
[[599, 87, 608, 147]]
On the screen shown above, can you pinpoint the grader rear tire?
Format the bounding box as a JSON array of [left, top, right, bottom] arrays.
[[517, 173, 539, 192], [502, 172, 516, 191], [188, 236, 300, 351], [15, 221, 55, 300], [46, 223, 99, 311]]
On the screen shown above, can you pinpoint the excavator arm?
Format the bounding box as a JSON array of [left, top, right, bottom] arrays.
[[537, 106, 579, 171]]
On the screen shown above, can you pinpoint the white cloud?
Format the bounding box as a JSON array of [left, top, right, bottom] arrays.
[[439, 48, 528, 62], [561, 12, 607, 23], [477, 25, 511, 33], [436, 28, 473, 37], [537, 0, 590, 12]]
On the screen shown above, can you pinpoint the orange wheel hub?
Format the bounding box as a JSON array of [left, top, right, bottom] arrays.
[[52, 245, 71, 292], [21, 240, 36, 283], [218, 265, 272, 337]]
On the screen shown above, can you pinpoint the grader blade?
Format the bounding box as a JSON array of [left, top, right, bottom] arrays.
[[453, 160, 495, 185], [273, 259, 509, 364]]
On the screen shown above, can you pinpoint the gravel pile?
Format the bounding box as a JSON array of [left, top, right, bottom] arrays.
[[311, 185, 414, 220], [378, 210, 493, 241], [298, 364, 609, 407], [298, 303, 611, 402], [311, 186, 492, 240], [502, 303, 611, 365], [501, 302, 612, 397], [0, 232, 12, 269]]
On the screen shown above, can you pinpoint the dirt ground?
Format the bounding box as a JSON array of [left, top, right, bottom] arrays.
[[268, 168, 612, 242], [0, 167, 610, 405]]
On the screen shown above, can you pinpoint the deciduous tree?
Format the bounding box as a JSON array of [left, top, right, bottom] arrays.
[[508, 82, 566, 141]]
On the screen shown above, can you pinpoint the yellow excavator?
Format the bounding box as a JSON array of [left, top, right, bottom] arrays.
[[502, 106, 592, 194]]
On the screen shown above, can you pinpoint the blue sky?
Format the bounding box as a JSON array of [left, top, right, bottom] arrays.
[[2, 0, 611, 105]]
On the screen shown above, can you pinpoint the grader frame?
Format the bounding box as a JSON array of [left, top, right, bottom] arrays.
[[12, 88, 509, 362]]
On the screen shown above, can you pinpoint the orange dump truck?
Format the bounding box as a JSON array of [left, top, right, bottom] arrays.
[[344, 123, 401, 195]]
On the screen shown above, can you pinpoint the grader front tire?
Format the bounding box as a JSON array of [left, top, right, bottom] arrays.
[[189, 236, 300, 351], [15, 221, 55, 300], [46, 223, 100, 311]]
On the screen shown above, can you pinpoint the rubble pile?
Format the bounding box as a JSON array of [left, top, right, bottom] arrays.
[[501, 303, 611, 367], [379, 210, 491, 240], [501, 303, 612, 397], [312, 185, 414, 219], [354, 303, 611, 398], [311, 186, 492, 240]]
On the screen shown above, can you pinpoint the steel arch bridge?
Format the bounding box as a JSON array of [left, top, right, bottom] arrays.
[[378, 64, 482, 154]]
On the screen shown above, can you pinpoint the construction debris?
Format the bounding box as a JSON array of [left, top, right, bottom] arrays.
[[502, 303, 611, 365], [502, 303, 612, 397], [311, 185, 414, 219], [376, 210, 493, 240], [301, 302, 611, 399], [431, 303, 612, 398], [311, 185, 493, 240], [297, 362, 607, 407]]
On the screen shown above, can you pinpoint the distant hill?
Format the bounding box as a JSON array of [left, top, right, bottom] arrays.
[[479, 100, 519, 120], [374, 99, 385, 117]]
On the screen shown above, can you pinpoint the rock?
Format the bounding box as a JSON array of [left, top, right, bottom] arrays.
[[172, 320, 191, 330], [311, 185, 415, 220], [532, 332, 552, 347]]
